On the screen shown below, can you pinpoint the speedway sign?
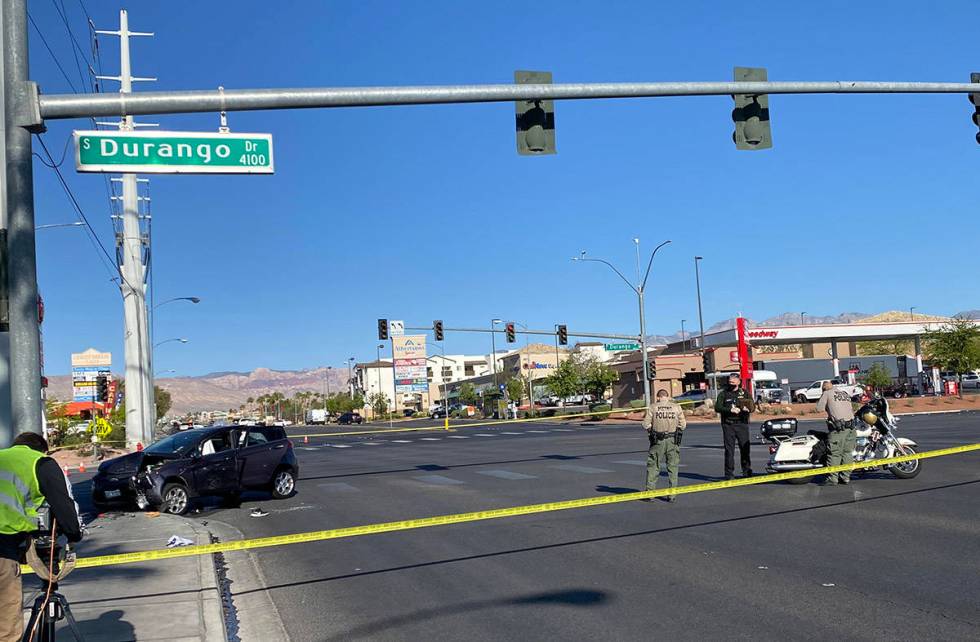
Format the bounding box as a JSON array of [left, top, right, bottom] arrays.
[[74, 130, 274, 174]]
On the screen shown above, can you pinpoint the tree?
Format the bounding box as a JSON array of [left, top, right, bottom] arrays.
[[367, 391, 389, 418], [546, 358, 581, 400], [925, 317, 980, 396], [154, 386, 172, 420], [458, 382, 478, 406], [505, 377, 525, 404], [861, 363, 893, 391], [577, 355, 619, 400]]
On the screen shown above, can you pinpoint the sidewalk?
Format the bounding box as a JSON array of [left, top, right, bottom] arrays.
[[21, 511, 226, 642]]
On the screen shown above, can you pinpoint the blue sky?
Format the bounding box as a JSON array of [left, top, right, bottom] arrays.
[[27, 0, 979, 376]]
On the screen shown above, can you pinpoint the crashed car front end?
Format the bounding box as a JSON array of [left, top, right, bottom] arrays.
[[131, 457, 192, 510]]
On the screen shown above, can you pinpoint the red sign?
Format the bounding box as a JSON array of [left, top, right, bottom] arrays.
[[747, 329, 778, 339], [729, 350, 740, 363]]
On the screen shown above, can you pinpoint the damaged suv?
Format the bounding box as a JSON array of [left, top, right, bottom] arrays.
[[91, 425, 299, 515]]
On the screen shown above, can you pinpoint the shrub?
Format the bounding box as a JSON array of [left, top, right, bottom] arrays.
[[589, 403, 612, 420]]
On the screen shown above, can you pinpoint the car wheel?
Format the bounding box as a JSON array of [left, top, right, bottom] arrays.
[[795, 394, 807, 403], [161, 482, 190, 516], [271, 469, 296, 499]]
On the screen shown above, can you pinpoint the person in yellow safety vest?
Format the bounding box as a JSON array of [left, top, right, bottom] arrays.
[[0, 433, 82, 640]]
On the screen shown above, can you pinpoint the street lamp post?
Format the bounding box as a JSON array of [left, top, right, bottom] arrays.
[[573, 239, 671, 408], [152, 296, 201, 311], [681, 319, 687, 354], [910, 306, 916, 321], [347, 357, 355, 399], [428, 344, 456, 430], [35, 222, 86, 231], [490, 318, 502, 390], [801, 312, 807, 326], [694, 256, 710, 399], [153, 337, 188, 349]]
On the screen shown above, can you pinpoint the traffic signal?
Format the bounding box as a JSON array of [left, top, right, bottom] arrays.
[[647, 362, 657, 380], [505, 322, 516, 343], [702, 350, 713, 373], [515, 70, 556, 155], [377, 318, 388, 341], [557, 324, 568, 346], [752, 360, 765, 371], [433, 320, 444, 341], [970, 73, 980, 145], [96, 375, 109, 403], [732, 66, 772, 150]]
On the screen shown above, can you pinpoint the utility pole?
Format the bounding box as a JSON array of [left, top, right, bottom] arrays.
[[2, 0, 44, 445], [96, 10, 155, 448], [694, 256, 710, 400]]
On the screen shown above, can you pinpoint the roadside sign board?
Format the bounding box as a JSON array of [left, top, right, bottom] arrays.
[[91, 417, 113, 439], [71, 349, 111, 402], [389, 320, 405, 336], [604, 343, 639, 351], [74, 130, 274, 174], [392, 336, 427, 393]]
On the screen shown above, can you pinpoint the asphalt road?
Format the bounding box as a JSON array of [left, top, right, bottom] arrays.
[[206, 412, 980, 640]]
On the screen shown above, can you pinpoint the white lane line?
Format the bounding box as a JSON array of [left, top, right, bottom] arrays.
[[550, 464, 615, 474], [474, 433, 497, 437], [391, 440, 413, 443], [500, 432, 522, 435], [612, 460, 647, 466], [447, 435, 470, 439], [476, 470, 537, 480], [526, 430, 550, 433], [361, 442, 382, 446], [420, 437, 442, 441], [552, 429, 573, 432], [413, 474, 465, 485], [330, 444, 352, 448]]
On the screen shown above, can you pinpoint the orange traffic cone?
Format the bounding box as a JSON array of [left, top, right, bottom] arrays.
[[303, 435, 309, 444], [78, 462, 85, 473], [63, 465, 70, 476]]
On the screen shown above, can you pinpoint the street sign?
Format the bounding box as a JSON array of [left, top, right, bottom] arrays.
[[389, 320, 405, 336], [74, 130, 274, 174], [604, 343, 639, 351], [91, 417, 113, 439]]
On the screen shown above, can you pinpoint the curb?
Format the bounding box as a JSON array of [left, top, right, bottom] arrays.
[[895, 409, 967, 417], [185, 519, 229, 642]]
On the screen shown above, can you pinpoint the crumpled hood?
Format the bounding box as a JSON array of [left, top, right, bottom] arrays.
[[97, 451, 144, 476]]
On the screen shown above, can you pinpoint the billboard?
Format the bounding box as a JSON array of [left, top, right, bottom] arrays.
[[392, 336, 428, 393], [71, 349, 110, 402]]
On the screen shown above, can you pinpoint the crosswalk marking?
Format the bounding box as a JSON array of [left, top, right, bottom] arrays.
[[361, 442, 382, 446], [414, 474, 465, 485], [475, 469, 537, 480], [500, 432, 522, 435], [474, 433, 496, 437], [420, 437, 442, 441], [526, 430, 550, 433], [447, 435, 470, 439], [330, 444, 352, 448], [551, 464, 615, 474], [391, 440, 413, 443], [612, 460, 647, 466]]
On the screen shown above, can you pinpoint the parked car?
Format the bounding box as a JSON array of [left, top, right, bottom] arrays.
[[961, 373, 980, 389], [793, 378, 864, 403], [337, 412, 363, 425], [91, 425, 298, 515], [673, 390, 708, 407], [876, 381, 920, 398]]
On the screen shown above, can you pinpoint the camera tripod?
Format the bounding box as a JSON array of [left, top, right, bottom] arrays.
[[22, 579, 84, 642]]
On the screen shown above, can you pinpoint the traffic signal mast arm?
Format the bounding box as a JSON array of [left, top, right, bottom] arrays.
[[403, 325, 640, 341], [33, 80, 980, 123]]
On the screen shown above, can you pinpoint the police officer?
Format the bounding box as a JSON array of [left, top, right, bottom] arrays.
[[643, 389, 686, 502], [816, 381, 857, 485], [714, 373, 755, 480], [0, 433, 82, 640]]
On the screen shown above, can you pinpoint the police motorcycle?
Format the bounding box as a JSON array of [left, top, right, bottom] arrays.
[[761, 395, 921, 483]]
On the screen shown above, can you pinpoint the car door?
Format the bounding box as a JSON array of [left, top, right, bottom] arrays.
[[192, 430, 239, 495], [238, 427, 284, 487]]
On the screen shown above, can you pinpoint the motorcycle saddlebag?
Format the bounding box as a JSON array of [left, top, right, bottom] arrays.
[[760, 418, 798, 439], [809, 439, 829, 464]]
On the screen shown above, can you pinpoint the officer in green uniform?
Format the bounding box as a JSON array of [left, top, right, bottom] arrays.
[[643, 389, 687, 502], [816, 381, 857, 485]]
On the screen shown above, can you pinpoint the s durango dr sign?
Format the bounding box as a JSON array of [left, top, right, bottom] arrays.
[[74, 130, 274, 174]]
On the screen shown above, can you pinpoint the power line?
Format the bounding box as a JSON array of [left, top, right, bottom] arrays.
[[50, 0, 92, 91], [27, 12, 79, 93], [34, 133, 140, 292], [31, 133, 72, 168]]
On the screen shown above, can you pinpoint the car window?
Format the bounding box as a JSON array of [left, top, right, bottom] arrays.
[[200, 434, 231, 456], [146, 431, 204, 455], [261, 427, 286, 441], [810, 382, 821, 389], [245, 430, 270, 447]]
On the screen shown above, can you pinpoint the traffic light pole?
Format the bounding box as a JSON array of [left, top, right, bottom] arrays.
[[2, 0, 43, 446]]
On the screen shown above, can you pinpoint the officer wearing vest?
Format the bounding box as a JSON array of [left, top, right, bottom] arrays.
[[643, 389, 687, 502], [816, 381, 857, 485], [0, 433, 82, 641]]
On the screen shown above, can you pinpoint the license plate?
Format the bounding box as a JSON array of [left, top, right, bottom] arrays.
[[105, 489, 121, 499]]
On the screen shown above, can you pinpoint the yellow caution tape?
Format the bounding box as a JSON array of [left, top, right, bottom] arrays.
[[24, 441, 980, 574]]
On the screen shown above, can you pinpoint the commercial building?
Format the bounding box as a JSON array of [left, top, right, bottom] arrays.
[[354, 354, 492, 414]]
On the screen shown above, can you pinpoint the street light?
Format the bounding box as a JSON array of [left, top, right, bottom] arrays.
[[428, 344, 457, 429], [573, 238, 672, 407], [153, 296, 201, 311], [154, 369, 175, 377], [910, 306, 916, 321], [681, 319, 687, 354], [490, 318, 502, 391], [694, 256, 711, 399], [801, 312, 807, 326], [154, 337, 188, 349]]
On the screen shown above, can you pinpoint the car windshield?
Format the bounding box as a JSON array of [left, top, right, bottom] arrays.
[[145, 431, 205, 455], [756, 381, 780, 389]]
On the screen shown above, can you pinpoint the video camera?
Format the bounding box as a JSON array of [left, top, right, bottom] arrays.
[[28, 503, 76, 583]]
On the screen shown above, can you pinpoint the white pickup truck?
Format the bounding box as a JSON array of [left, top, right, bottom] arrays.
[[793, 378, 865, 403]]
